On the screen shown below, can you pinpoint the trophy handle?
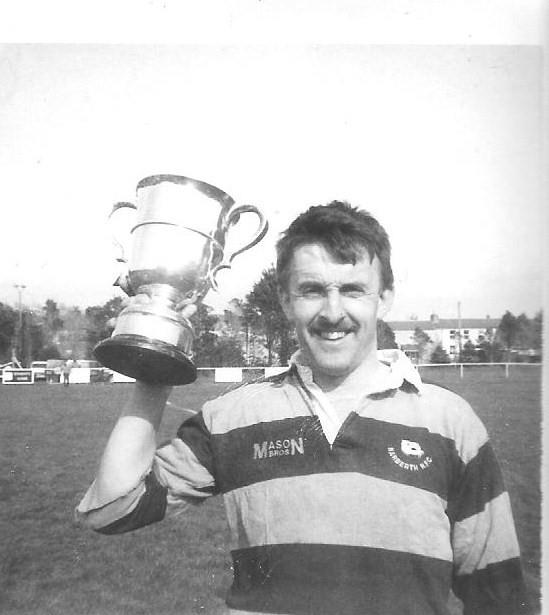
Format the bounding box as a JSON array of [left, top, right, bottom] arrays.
[[210, 204, 269, 288], [109, 201, 137, 263], [109, 201, 138, 295]]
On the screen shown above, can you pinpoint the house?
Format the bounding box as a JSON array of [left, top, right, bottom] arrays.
[[386, 314, 500, 362]]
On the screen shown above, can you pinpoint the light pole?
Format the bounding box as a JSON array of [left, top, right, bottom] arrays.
[[456, 301, 463, 362], [14, 284, 26, 364]]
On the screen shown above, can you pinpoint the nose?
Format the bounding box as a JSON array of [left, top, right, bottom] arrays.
[[319, 289, 345, 324]]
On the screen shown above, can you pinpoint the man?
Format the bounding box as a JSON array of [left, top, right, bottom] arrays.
[[76, 201, 528, 614], [62, 359, 73, 387]]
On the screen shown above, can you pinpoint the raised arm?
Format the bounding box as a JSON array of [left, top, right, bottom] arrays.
[[76, 303, 200, 531], [87, 383, 171, 507], [75, 382, 172, 527]]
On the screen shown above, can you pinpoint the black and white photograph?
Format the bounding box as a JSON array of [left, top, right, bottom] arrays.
[[0, 2, 545, 614]]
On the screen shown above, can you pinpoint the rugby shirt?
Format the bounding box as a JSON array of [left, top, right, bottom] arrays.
[[76, 353, 528, 615]]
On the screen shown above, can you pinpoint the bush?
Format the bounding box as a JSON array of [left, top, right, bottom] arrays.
[[430, 343, 451, 364]]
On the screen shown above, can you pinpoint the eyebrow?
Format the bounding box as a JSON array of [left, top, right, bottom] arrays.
[[340, 282, 369, 291], [295, 280, 371, 292], [295, 280, 324, 291]]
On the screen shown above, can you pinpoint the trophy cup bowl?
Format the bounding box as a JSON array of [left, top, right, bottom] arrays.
[[94, 174, 268, 385]]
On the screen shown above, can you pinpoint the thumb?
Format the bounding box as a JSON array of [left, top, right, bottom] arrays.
[[177, 302, 197, 320]]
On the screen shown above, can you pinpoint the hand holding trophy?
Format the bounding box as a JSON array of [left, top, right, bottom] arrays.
[[94, 174, 268, 385]]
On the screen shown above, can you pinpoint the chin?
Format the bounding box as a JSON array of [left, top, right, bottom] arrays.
[[311, 358, 355, 379]]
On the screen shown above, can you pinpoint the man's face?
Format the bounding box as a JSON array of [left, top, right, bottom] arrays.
[[280, 243, 393, 386]]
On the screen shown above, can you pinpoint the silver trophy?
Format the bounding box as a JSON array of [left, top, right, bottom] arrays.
[[94, 174, 268, 385]]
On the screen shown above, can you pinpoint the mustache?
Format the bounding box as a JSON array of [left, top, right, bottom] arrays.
[[309, 319, 356, 334]]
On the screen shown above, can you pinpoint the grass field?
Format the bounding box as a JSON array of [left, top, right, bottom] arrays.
[[0, 366, 542, 615]]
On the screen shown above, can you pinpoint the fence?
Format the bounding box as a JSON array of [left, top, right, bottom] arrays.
[[1, 362, 541, 385], [417, 362, 541, 385]]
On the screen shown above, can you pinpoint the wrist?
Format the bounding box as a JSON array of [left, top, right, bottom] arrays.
[[134, 380, 173, 397], [120, 381, 173, 428]]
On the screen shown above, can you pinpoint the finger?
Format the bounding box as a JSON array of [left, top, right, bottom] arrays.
[[180, 304, 197, 319], [175, 292, 198, 311]]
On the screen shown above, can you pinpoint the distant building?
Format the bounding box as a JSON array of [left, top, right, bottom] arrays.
[[387, 314, 500, 362]]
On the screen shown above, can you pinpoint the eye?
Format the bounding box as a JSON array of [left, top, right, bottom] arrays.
[[340, 284, 366, 298], [297, 283, 325, 298]]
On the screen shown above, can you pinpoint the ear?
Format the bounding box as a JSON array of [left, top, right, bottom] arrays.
[[278, 286, 294, 323], [377, 288, 394, 319]]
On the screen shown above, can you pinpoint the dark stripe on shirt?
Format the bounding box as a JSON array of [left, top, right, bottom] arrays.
[[228, 543, 453, 615], [176, 412, 216, 477], [211, 414, 461, 501], [453, 558, 529, 615], [97, 471, 168, 535], [447, 441, 506, 523]]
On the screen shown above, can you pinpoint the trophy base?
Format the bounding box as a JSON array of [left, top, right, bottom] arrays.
[[94, 334, 197, 386]]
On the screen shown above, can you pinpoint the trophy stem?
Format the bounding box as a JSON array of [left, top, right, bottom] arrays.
[[138, 283, 183, 305]]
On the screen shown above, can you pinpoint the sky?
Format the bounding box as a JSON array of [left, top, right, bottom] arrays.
[[0, 3, 546, 323]]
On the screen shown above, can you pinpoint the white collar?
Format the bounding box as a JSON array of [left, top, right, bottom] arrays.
[[290, 348, 423, 395]]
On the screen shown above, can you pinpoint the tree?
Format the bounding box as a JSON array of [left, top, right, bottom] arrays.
[[190, 302, 219, 339], [20, 299, 67, 362], [430, 343, 450, 364], [412, 326, 431, 362], [243, 267, 296, 365], [197, 335, 245, 367], [41, 299, 64, 355], [515, 313, 533, 349], [191, 303, 220, 366], [476, 339, 505, 363], [377, 320, 397, 350], [189, 302, 246, 367], [459, 340, 478, 363], [34, 343, 62, 361], [19, 310, 33, 366], [531, 311, 542, 350], [85, 297, 125, 356], [226, 297, 255, 365], [29, 320, 45, 362], [43, 299, 64, 335], [58, 307, 88, 358], [513, 311, 543, 352], [497, 311, 519, 360], [0, 303, 17, 362]]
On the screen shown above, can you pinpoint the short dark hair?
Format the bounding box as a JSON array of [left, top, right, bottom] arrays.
[[276, 200, 394, 292]]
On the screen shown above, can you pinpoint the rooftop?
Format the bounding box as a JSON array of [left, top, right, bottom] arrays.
[[386, 317, 500, 331]]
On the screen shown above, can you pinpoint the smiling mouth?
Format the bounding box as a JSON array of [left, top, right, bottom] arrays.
[[315, 330, 351, 341]]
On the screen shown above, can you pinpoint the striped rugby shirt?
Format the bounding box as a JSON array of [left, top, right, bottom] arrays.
[[76, 351, 528, 614]]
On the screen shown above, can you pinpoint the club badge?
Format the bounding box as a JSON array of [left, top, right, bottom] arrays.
[[387, 439, 433, 471]]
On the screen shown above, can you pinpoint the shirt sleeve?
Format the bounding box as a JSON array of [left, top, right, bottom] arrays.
[[75, 411, 218, 534], [447, 409, 529, 614], [154, 411, 219, 513]]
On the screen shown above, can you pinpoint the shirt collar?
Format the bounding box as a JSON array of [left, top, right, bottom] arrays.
[[289, 348, 423, 395]]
